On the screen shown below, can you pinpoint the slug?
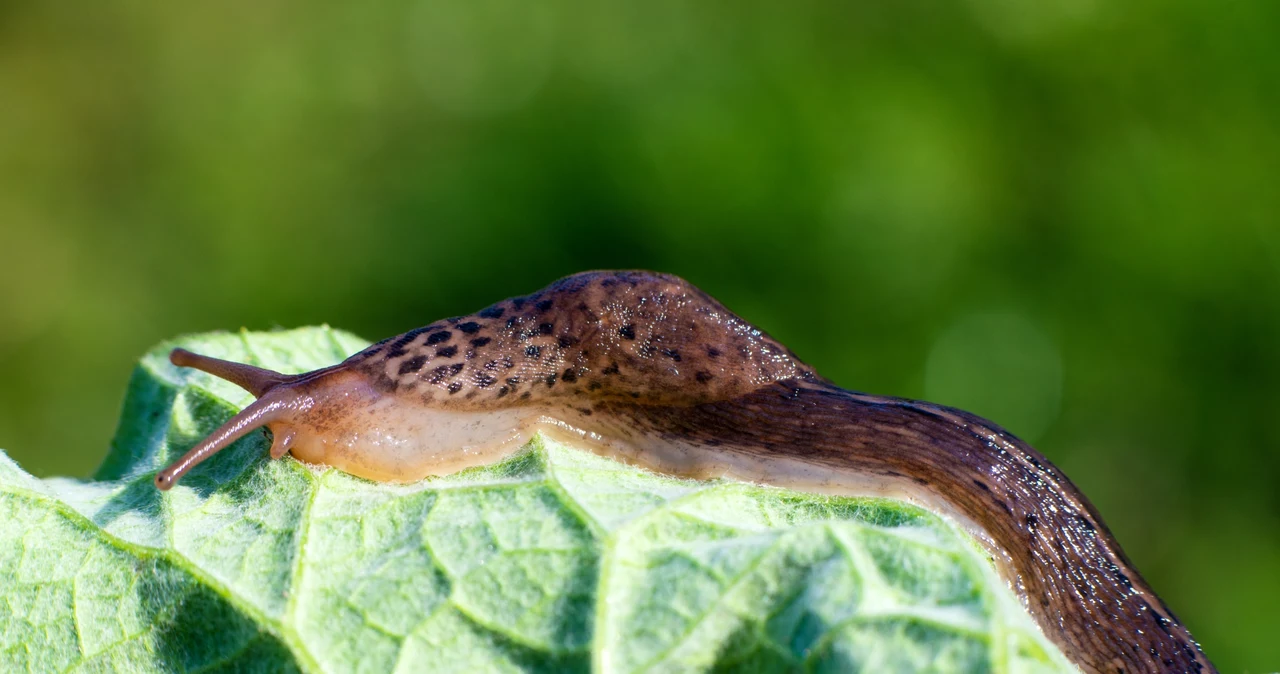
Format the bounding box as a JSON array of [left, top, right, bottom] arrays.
[[155, 270, 1213, 674]]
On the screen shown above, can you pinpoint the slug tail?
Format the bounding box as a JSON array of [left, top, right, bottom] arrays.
[[154, 391, 289, 490], [170, 348, 294, 397]]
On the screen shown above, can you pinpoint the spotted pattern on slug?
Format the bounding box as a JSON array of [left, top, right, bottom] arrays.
[[350, 271, 817, 407]]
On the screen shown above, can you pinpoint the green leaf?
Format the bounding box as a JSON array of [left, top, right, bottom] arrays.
[[0, 327, 1077, 673]]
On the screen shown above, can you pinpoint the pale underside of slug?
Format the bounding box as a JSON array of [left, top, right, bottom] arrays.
[[156, 270, 1214, 674]]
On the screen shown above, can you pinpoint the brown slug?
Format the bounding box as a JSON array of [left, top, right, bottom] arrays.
[[155, 270, 1213, 674]]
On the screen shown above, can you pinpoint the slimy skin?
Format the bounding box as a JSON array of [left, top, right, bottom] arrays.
[[156, 270, 1213, 673]]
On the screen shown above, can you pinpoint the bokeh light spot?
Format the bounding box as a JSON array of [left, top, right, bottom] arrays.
[[407, 0, 558, 116], [965, 0, 1099, 43]]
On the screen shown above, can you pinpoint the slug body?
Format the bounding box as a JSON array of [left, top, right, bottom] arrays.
[[157, 271, 1213, 673]]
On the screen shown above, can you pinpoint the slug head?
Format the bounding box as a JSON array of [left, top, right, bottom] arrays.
[[155, 350, 364, 489], [156, 348, 529, 488]]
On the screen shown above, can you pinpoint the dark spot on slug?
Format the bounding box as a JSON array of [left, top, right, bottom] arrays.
[[435, 345, 458, 358], [1025, 454, 1045, 471], [398, 355, 428, 375], [427, 362, 465, 384], [661, 348, 681, 361], [512, 297, 526, 310], [476, 373, 497, 388], [558, 335, 579, 348], [428, 365, 451, 384], [525, 345, 541, 358], [706, 346, 721, 358], [602, 363, 620, 375], [587, 381, 602, 391], [1109, 563, 1135, 590], [426, 331, 452, 345], [520, 391, 531, 400], [1026, 513, 1039, 530], [538, 322, 554, 335], [497, 386, 509, 398], [1150, 605, 1174, 635], [470, 337, 491, 347], [478, 306, 504, 319], [457, 321, 481, 334], [972, 479, 990, 492], [695, 371, 714, 384], [390, 327, 428, 349], [545, 373, 557, 387], [536, 299, 553, 312], [447, 382, 463, 394], [562, 368, 578, 383], [619, 324, 636, 340]]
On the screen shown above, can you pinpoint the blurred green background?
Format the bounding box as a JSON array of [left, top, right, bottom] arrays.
[[1, 0, 1277, 669]]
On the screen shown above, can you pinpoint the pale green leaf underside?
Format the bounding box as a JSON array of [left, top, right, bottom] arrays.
[[0, 327, 1076, 673]]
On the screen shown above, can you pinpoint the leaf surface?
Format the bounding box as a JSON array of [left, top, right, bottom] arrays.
[[0, 327, 1076, 673]]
